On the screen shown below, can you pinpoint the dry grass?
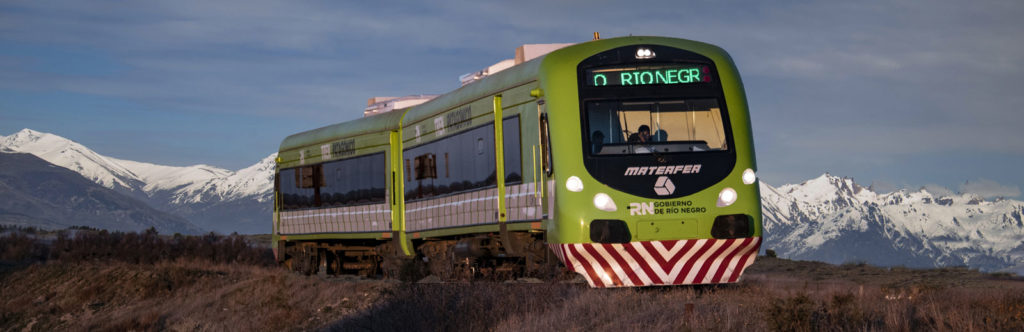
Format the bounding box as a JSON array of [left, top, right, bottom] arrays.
[[330, 276, 1024, 331], [2, 229, 1023, 331], [0, 260, 395, 331]]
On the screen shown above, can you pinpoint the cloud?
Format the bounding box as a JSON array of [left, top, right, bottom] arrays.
[[2, 0, 1024, 185], [959, 179, 1021, 199], [776, 123, 1024, 156], [923, 184, 956, 198], [868, 181, 900, 194]]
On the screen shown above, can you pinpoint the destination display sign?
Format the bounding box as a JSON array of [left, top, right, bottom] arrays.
[[586, 64, 712, 87]]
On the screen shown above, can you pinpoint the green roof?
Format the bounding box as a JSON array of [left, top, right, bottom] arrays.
[[279, 109, 404, 153]]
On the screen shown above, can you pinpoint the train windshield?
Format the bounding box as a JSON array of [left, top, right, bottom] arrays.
[[585, 98, 728, 155]]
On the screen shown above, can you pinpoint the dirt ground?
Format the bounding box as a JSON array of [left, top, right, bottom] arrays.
[[2, 256, 1022, 331]]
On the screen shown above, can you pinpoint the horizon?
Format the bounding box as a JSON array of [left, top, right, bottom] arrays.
[[2, 1, 1022, 198], [3, 126, 1020, 201]]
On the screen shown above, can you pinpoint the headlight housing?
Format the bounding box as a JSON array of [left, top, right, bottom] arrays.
[[593, 193, 617, 212], [566, 176, 584, 192], [717, 187, 738, 207], [742, 168, 757, 185]]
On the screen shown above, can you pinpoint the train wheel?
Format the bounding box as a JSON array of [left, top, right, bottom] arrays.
[[296, 247, 318, 276], [283, 257, 294, 271], [452, 256, 476, 281], [420, 240, 455, 279], [312, 249, 324, 276], [325, 250, 341, 276]]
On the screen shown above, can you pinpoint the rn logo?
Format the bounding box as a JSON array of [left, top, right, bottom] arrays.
[[654, 176, 675, 196], [630, 202, 655, 216]]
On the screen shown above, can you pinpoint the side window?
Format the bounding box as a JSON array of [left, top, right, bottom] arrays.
[[405, 123, 497, 201], [278, 167, 316, 210], [414, 153, 438, 180], [295, 165, 322, 188], [278, 153, 386, 210], [502, 116, 522, 184], [319, 153, 386, 207]]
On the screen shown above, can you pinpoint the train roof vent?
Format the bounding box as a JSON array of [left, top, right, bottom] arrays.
[[459, 59, 515, 86], [364, 95, 439, 117], [458, 43, 576, 86]]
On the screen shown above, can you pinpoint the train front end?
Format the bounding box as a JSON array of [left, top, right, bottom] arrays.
[[541, 37, 761, 287]]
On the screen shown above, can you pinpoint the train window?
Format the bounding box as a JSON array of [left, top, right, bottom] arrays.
[[585, 98, 727, 155], [503, 116, 522, 184], [540, 112, 552, 176], [405, 123, 497, 200], [279, 167, 316, 210], [414, 153, 438, 180], [444, 153, 449, 178], [278, 153, 386, 210], [319, 153, 386, 207], [295, 165, 321, 188], [404, 159, 411, 182]]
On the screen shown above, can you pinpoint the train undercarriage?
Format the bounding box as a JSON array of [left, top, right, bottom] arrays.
[[279, 231, 566, 281]]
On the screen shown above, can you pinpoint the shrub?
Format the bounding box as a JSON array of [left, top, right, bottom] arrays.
[[0, 232, 49, 262], [2, 227, 274, 266], [766, 293, 816, 331]]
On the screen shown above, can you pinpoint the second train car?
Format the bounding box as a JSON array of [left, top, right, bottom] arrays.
[[272, 35, 762, 287]]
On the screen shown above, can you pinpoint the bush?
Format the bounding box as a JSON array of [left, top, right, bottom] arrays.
[[0, 232, 49, 262], [766, 293, 816, 331], [1, 227, 274, 266], [764, 291, 884, 331]]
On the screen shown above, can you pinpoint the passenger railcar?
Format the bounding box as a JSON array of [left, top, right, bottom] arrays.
[[273, 36, 761, 287]]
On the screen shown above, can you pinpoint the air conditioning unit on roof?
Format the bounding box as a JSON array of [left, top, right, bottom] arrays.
[[363, 95, 438, 117], [458, 43, 574, 86]]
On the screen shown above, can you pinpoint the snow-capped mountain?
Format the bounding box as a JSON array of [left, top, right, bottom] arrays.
[[760, 174, 1024, 273], [0, 152, 202, 234], [153, 154, 276, 205], [1, 129, 274, 234], [0, 129, 145, 191], [4, 128, 1024, 273]]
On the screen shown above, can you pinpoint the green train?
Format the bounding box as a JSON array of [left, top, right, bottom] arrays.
[[272, 36, 762, 287]]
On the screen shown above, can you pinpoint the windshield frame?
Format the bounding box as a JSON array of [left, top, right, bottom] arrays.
[[583, 98, 730, 157], [574, 44, 737, 198]]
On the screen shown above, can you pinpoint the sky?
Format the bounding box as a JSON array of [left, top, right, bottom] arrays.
[[1, 1, 1023, 198]]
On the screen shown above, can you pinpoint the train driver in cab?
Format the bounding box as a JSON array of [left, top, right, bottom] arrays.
[[627, 125, 651, 143]]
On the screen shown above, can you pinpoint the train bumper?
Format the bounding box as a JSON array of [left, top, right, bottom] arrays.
[[549, 237, 761, 288]]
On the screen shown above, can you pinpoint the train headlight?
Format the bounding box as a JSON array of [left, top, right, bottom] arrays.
[[635, 47, 656, 59], [593, 193, 617, 212], [717, 187, 738, 207], [742, 169, 757, 185], [566, 176, 584, 192]]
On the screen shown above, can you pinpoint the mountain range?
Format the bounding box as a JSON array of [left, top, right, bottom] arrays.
[[0, 129, 274, 234], [0, 152, 200, 234], [2, 128, 1023, 273], [761, 174, 1024, 274]]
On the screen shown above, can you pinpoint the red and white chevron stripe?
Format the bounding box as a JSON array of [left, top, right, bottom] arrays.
[[549, 237, 761, 288]]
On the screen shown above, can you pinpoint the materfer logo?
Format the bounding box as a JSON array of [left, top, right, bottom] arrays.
[[624, 164, 701, 176], [654, 176, 675, 195]]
